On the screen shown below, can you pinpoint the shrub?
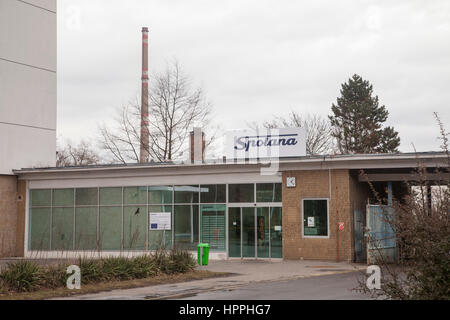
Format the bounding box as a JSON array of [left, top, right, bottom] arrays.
[[0, 261, 45, 292], [77, 258, 104, 283], [101, 257, 136, 281], [151, 248, 171, 274], [0, 249, 196, 294], [166, 249, 196, 274], [130, 255, 157, 278], [357, 113, 450, 300], [44, 264, 68, 288]]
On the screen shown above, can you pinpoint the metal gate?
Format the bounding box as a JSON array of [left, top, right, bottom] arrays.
[[366, 205, 397, 264], [353, 208, 366, 263]]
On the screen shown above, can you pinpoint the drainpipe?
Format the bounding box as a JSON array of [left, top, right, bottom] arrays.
[[329, 168, 339, 262]]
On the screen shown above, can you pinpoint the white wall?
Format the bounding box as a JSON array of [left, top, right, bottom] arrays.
[[0, 0, 56, 174]]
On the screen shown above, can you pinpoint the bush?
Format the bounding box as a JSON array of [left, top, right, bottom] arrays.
[[101, 257, 137, 281], [0, 248, 196, 294], [166, 249, 196, 274], [77, 258, 103, 284], [0, 261, 45, 292], [130, 255, 157, 278], [44, 264, 67, 288], [151, 248, 171, 274], [357, 113, 450, 300]]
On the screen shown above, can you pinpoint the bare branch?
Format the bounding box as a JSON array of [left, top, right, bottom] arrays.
[[98, 60, 214, 163]]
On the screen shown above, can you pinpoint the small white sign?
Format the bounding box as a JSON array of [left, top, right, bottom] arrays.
[[149, 212, 171, 230], [307, 217, 315, 227], [274, 226, 282, 231], [286, 177, 296, 188]]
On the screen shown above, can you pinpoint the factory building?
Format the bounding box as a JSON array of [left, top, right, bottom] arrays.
[[10, 148, 448, 262], [0, 0, 447, 264]]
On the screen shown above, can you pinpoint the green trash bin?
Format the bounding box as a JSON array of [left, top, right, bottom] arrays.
[[197, 243, 210, 266]]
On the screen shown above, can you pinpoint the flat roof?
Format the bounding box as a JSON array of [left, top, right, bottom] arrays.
[[13, 151, 449, 175]]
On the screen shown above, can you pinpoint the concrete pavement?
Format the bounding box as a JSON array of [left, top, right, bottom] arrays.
[[180, 271, 370, 300], [53, 259, 367, 300]]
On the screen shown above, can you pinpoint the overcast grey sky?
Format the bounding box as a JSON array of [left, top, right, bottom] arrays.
[[57, 0, 450, 154]]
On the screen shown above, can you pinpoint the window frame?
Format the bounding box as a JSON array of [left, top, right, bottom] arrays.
[[228, 183, 255, 203], [302, 198, 330, 239], [256, 183, 282, 203]]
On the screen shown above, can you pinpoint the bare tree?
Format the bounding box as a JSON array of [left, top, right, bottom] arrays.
[[99, 60, 214, 163], [56, 139, 101, 167], [250, 112, 336, 155]]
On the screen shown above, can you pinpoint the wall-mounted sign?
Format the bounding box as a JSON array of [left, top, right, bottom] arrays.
[[307, 217, 315, 227], [338, 222, 344, 231], [149, 212, 171, 230], [225, 127, 306, 159], [286, 177, 296, 188]]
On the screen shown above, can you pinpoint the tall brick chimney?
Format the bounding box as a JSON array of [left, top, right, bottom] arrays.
[[190, 128, 205, 163], [140, 27, 149, 163]]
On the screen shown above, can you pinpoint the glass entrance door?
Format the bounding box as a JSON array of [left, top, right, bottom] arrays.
[[228, 206, 282, 259], [228, 207, 241, 258], [257, 207, 270, 258], [242, 207, 256, 258]]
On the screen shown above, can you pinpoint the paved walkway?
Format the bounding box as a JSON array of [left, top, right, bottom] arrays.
[[54, 259, 366, 300], [181, 271, 369, 300]]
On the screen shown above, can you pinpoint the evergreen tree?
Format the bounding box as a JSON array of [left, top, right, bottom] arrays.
[[329, 74, 400, 154]]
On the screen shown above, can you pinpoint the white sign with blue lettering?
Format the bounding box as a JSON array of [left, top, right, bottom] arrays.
[[149, 212, 171, 230], [225, 127, 306, 159]]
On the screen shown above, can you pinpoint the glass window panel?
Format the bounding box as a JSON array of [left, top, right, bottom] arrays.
[[200, 185, 226, 203], [228, 184, 254, 203], [256, 183, 282, 202], [75, 207, 98, 250], [76, 188, 98, 206], [270, 207, 283, 258], [29, 208, 51, 250], [148, 205, 172, 250], [52, 189, 74, 207], [149, 186, 173, 204], [123, 206, 147, 250], [256, 207, 270, 258], [100, 187, 122, 206], [174, 205, 199, 250], [52, 207, 74, 250], [174, 185, 199, 203], [242, 207, 255, 257], [99, 206, 122, 250], [124, 186, 147, 205], [228, 208, 241, 258], [303, 199, 328, 237], [200, 204, 226, 251], [31, 189, 51, 207]]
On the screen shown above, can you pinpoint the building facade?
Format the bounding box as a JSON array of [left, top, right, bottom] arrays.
[[10, 152, 448, 262], [0, 0, 57, 256]]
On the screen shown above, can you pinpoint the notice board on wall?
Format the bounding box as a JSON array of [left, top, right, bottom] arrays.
[[149, 212, 171, 230]]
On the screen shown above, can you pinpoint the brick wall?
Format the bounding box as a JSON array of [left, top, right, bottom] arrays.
[[282, 169, 354, 261], [15, 180, 26, 257], [0, 176, 18, 257]]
